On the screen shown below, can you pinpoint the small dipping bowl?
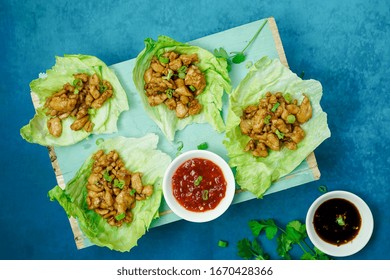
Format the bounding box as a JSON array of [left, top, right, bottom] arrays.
[[306, 190, 374, 257], [163, 150, 235, 223]]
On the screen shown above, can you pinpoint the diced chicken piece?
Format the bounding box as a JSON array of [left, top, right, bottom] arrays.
[[179, 53, 199, 66], [176, 101, 189, 118], [70, 115, 89, 131], [48, 96, 77, 113], [296, 96, 312, 123], [188, 99, 202, 115], [169, 58, 183, 71], [184, 65, 206, 94], [252, 142, 268, 157], [131, 173, 143, 194], [47, 117, 62, 137], [150, 62, 165, 73], [147, 94, 168, 106], [240, 119, 253, 135]]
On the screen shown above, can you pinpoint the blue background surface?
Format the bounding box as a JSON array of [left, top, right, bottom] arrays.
[[0, 0, 389, 260]]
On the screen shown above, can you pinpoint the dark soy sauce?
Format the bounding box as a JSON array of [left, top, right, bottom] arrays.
[[313, 198, 361, 246]]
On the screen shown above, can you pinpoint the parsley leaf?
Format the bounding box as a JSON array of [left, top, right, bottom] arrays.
[[249, 219, 278, 240]]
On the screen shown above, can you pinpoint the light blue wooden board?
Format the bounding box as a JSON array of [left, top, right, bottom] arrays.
[[52, 18, 319, 246]]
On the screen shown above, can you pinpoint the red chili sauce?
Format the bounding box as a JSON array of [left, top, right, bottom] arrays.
[[172, 158, 227, 212]]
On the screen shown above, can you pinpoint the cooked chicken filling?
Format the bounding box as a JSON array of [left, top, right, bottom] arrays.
[[44, 72, 113, 137], [86, 150, 153, 227], [143, 51, 206, 118], [240, 92, 313, 158]]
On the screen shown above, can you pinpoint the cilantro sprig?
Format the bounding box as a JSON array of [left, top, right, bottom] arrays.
[[237, 219, 331, 260], [214, 19, 268, 72]]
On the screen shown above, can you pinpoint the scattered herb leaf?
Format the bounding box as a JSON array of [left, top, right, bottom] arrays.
[[238, 219, 331, 260], [214, 19, 268, 71]]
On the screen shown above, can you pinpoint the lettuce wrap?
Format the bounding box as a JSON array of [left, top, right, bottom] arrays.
[[20, 54, 129, 146], [48, 134, 171, 252], [133, 35, 231, 141], [224, 56, 331, 198]]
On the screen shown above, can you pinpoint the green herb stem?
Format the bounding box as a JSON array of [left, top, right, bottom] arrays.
[[242, 19, 268, 53]]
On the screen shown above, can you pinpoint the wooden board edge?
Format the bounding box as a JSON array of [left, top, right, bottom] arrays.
[[268, 17, 289, 68]]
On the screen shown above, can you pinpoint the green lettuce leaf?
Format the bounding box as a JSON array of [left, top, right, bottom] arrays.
[[223, 56, 331, 198], [20, 54, 129, 146], [133, 35, 231, 141], [48, 134, 171, 252]]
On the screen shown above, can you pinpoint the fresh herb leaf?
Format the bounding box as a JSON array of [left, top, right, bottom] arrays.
[[129, 189, 136, 196], [240, 219, 330, 260], [237, 238, 269, 260], [249, 219, 278, 240], [231, 52, 246, 64], [214, 19, 268, 71]]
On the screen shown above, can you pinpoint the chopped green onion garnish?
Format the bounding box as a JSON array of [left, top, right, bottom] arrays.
[[115, 213, 126, 221], [95, 138, 104, 145], [218, 240, 228, 247], [178, 72, 186, 79], [271, 102, 280, 112], [286, 114, 296, 124], [165, 88, 174, 98], [318, 185, 328, 193], [275, 129, 284, 139], [113, 179, 125, 189], [284, 93, 292, 103], [264, 115, 271, 124], [73, 89, 79, 95], [178, 65, 187, 73], [129, 189, 136, 195], [73, 78, 83, 87], [99, 84, 107, 93], [336, 215, 346, 226], [103, 170, 112, 182], [158, 56, 169, 64], [245, 61, 253, 69], [202, 189, 209, 200], [163, 69, 173, 80], [197, 142, 208, 150], [189, 85, 196, 92], [194, 176, 203, 186], [177, 141, 184, 151]]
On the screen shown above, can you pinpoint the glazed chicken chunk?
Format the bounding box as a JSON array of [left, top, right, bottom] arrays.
[[143, 51, 206, 119], [240, 92, 313, 157]]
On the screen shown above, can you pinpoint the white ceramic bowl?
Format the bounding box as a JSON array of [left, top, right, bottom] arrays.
[[306, 190, 374, 257], [162, 150, 235, 223]]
